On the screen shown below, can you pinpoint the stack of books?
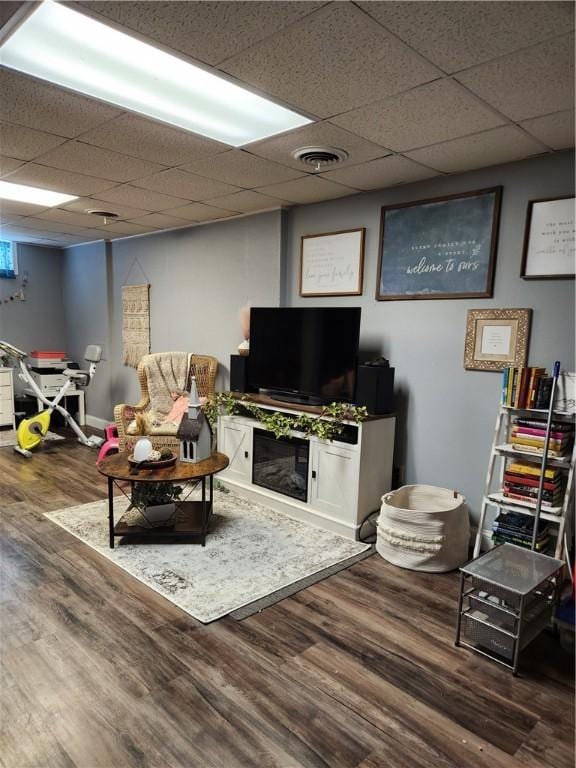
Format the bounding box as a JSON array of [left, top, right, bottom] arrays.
[[29, 350, 67, 371], [511, 418, 574, 458], [501, 366, 551, 409], [492, 512, 550, 552], [504, 462, 563, 509]]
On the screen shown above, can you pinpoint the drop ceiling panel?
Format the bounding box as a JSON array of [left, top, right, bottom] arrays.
[[248, 121, 390, 171], [0, 199, 49, 218], [74, 1, 324, 67], [320, 155, 438, 190], [164, 202, 237, 222], [180, 150, 301, 188], [131, 168, 241, 201], [332, 79, 505, 152], [0, 156, 24, 176], [221, 3, 439, 118], [206, 190, 289, 214], [456, 34, 575, 122], [37, 208, 118, 228], [90, 220, 157, 236], [34, 141, 167, 184], [520, 110, 575, 150], [359, 1, 575, 73], [255, 176, 356, 204], [77, 113, 228, 167], [0, 69, 122, 138], [126, 213, 193, 229], [95, 184, 190, 212], [0, 224, 69, 245], [0, 121, 67, 161], [2, 163, 118, 196], [15, 216, 87, 235], [405, 127, 546, 173]]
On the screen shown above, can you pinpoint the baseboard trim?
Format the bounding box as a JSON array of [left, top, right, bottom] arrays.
[[86, 414, 109, 431]]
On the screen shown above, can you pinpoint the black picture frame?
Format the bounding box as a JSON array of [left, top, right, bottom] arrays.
[[376, 187, 502, 301]]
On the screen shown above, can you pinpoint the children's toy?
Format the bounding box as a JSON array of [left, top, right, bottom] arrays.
[[0, 340, 104, 457]]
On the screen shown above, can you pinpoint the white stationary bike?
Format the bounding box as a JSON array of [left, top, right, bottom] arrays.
[[0, 340, 104, 457]]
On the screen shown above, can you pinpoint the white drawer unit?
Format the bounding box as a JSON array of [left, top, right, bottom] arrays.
[[0, 368, 15, 428]]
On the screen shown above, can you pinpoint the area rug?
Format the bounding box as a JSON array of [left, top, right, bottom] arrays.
[[0, 429, 64, 447], [44, 490, 371, 623]]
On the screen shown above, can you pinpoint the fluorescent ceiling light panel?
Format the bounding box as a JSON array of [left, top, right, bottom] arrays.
[[0, 180, 77, 207], [0, 0, 313, 146]]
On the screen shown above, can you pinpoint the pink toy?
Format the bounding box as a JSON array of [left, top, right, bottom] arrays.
[[96, 424, 119, 464]]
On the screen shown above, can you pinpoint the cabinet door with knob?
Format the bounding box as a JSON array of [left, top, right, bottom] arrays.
[[218, 419, 252, 483], [309, 441, 358, 522]]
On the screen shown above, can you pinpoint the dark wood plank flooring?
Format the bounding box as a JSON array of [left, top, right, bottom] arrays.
[[1, 433, 574, 768]]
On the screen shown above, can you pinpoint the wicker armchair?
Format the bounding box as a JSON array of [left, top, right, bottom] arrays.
[[114, 352, 218, 454]]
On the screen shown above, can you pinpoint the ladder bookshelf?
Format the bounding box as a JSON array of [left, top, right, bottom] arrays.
[[474, 405, 575, 560]]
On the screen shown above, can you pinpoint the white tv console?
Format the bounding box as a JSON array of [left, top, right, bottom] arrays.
[[217, 395, 395, 540]]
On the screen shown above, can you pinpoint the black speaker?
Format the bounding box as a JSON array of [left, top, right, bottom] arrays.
[[355, 365, 395, 414], [230, 354, 254, 393]]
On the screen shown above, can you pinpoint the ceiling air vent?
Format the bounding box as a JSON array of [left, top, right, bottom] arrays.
[[291, 146, 348, 171], [86, 210, 120, 225]]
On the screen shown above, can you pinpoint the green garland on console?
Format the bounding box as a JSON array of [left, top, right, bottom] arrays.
[[204, 392, 368, 441]]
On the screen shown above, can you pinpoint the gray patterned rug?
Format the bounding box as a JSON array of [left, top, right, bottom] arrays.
[[0, 428, 64, 447], [44, 490, 371, 623]]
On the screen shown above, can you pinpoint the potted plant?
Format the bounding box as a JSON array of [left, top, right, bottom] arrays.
[[132, 482, 183, 527]]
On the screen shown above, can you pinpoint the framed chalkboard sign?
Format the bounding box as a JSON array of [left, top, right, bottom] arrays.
[[376, 187, 502, 301]]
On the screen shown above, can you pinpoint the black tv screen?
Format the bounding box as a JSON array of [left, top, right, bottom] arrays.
[[247, 307, 361, 404]]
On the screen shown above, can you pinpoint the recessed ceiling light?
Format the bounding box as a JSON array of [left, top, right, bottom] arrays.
[[0, 0, 313, 146], [0, 180, 78, 207]]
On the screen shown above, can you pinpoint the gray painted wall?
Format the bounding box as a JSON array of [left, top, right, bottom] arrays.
[[0, 244, 67, 393], [63, 210, 282, 421], [283, 151, 575, 523]]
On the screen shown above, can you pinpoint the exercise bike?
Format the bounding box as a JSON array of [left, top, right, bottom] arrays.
[[0, 340, 104, 457]]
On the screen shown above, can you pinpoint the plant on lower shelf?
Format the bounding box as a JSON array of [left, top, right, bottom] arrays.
[[204, 392, 368, 441], [132, 482, 183, 509]]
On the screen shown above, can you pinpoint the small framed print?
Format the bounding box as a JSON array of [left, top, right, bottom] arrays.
[[300, 228, 365, 297], [464, 308, 531, 372], [520, 196, 575, 279]]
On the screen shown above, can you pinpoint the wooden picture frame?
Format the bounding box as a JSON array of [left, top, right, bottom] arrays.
[[464, 308, 532, 372], [520, 196, 575, 279], [300, 228, 365, 297], [376, 187, 501, 301]]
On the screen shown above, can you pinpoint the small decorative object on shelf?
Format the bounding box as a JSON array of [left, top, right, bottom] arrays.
[[475, 361, 575, 560], [177, 376, 212, 463]]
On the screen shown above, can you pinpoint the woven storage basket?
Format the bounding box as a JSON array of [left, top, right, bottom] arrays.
[[376, 485, 469, 572]]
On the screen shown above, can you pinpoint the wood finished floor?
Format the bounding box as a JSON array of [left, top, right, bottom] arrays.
[[0, 434, 574, 768]]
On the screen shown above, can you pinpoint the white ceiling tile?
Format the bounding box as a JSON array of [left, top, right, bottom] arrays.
[[254, 176, 356, 205], [0, 121, 68, 161], [132, 168, 241, 200], [359, 1, 574, 73], [126, 213, 193, 229], [59, 196, 151, 219], [77, 113, 228, 166], [33, 141, 167, 183], [95, 184, 189, 211], [0, 155, 25, 176], [180, 150, 301, 188], [37, 208, 117, 228], [0, 224, 66, 245], [404, 126, 547, 173], [0, 213, 23, 226], [164, 202, 238, 222], [0, 199, 49, 218], [221, 3, 439, 117], [248, 121, 390, 171], [74, 1, 324, 66], [332, 79, 505, 152], [0, 69, 122, 138], [456, 34, 575, 122], [91, 220, 158, 236], [520, 111, 575, 150], [320, 155, 438, 190], [1, 162, 117, 196], [206, 190, 289, 214], [16, 216, 87, 235]]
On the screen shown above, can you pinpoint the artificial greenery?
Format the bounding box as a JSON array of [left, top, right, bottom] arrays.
[[204, 392, 367, 441], [132, 482, 183, 508]]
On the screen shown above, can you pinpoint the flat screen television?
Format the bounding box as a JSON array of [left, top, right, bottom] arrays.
[[247, 307, 361, 404]]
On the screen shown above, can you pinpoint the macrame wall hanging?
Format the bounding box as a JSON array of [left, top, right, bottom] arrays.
[[122, 258, 151, 368]]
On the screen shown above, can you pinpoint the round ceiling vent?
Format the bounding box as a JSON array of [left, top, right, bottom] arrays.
[[291, 146, 349, 171], [85, 209, 120, 224]]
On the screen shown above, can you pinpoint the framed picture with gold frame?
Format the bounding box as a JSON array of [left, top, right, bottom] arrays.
[[464, 308, 531, 371]]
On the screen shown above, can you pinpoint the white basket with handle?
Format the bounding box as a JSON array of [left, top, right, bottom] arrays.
[[376, 485, 470, 572]]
